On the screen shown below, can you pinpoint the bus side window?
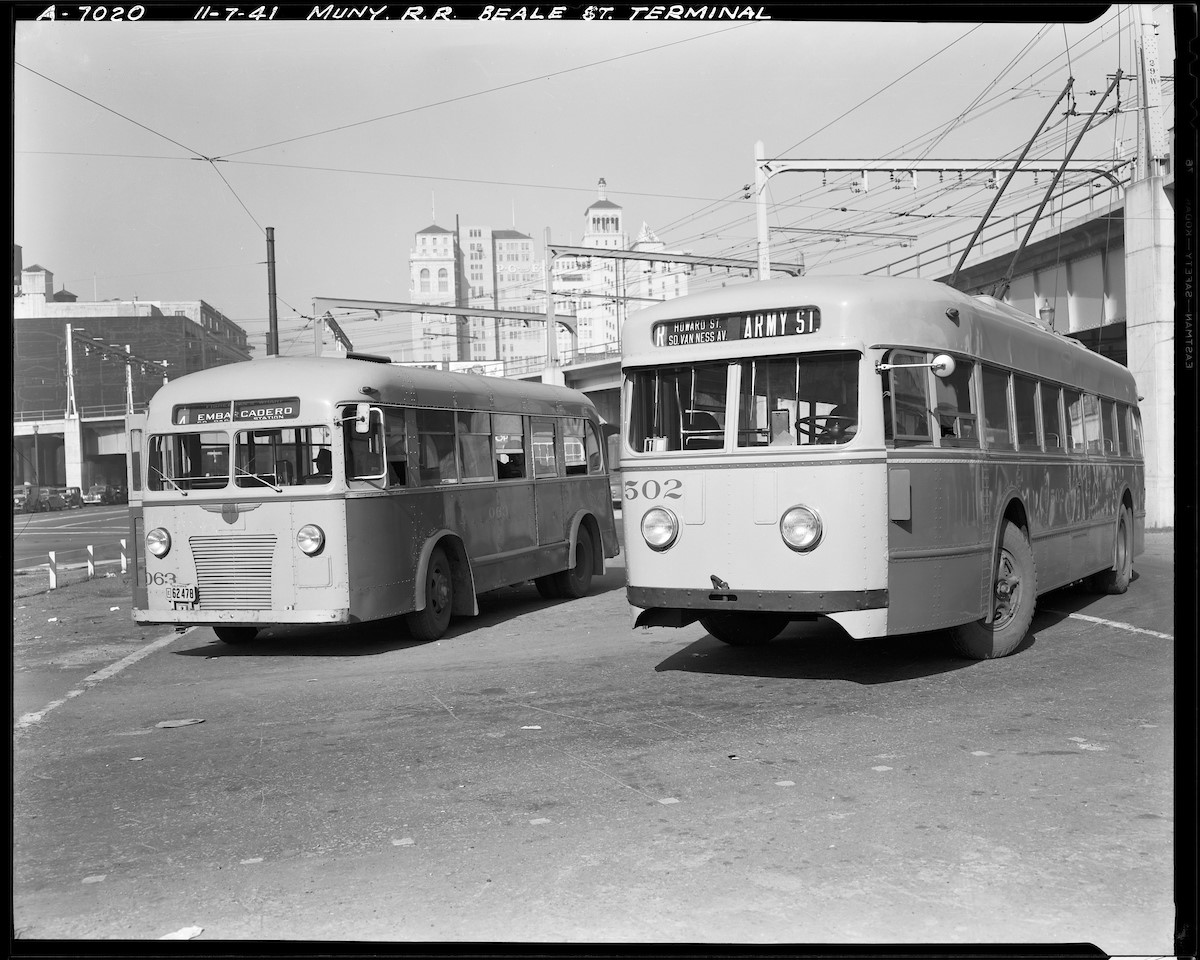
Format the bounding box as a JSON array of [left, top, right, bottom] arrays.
[[493, 414, 525, 480], [1063, 390, 1085, 454], [1040, 384, 1063, 452], [531, 418, 558, 478], [584, 421, 605, 475], [1130, 407, 1143, 457], [384, 407, 409, 486], [981, 365, 1013, 450], [457, 411, 494, 482], [416, 409, 458, 485], [1099, 398, 1117, 455], [341, 406, 386, 481], [563, 418, 589, 475], [1082, 394, 1104, 455], [1013, 375, 1038, 451], [1116, 403, 1131, 457], [884, 352, 932, 447], [933, 358, 977, 447]]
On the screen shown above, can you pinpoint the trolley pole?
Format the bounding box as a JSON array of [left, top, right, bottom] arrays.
[[266, 227, 279, 356], [755, 140, 770, 280]]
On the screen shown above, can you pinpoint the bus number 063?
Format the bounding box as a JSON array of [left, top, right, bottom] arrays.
[[624, 478, 682, 501]]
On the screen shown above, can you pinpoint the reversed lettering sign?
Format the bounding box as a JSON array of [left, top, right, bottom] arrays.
[[653, 306, 820, 346]]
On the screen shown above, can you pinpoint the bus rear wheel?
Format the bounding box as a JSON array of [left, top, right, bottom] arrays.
[[552, 527, 595, 599], [950, 522, 1037, 660], [1086, 506, 1133, 595], [214, 626, 258, 645], [406, 546, 453, 642], [700, 612, 788, 646]]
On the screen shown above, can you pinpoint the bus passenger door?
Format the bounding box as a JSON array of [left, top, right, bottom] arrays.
[[125, 413, 147, 611]]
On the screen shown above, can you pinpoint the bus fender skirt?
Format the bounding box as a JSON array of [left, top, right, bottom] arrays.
[[985, 494, 1030, 624], [634, 608, 702, 629], [416, 531, 478, 617]]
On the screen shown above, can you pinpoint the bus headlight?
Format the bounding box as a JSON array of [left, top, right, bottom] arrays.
[[780, 505, 823, 552], [641, 507, 679, 551], [296, 524, 325, 556], [146, 527, 171, 558]]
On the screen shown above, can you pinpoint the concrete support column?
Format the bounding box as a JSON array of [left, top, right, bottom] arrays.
[[1123, 175, 1174, 528], [64, 418, 84, 491]]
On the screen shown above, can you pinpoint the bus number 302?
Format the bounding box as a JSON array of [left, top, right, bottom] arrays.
[[624, 478, 683, 501]]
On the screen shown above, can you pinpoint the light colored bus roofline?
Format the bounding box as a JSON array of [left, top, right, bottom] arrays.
[[144, 355, 599, 427], [621, 275, 1138, 404]]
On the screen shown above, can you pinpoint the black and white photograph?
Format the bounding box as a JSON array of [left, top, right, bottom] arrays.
[[11, 2, 1190, 951]]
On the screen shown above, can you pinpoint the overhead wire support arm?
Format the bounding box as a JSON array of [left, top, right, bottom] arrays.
[[545, 244, 805, 278], [949, 78, 1075, 289], [993, 69, 1123, 300]]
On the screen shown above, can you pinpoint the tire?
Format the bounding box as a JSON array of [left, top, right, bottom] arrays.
[[699, 612, 789, 646], [214, 626, 258, 645], [551, 527, 595, 599], [950, 522, 1037, 660], [1087, 506, 1134, 595], [533, 576, 560, 600], [406, 546, 453, 642]]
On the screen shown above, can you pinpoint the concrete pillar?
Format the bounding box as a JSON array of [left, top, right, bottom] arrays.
[[64, 418, 84, 491], [1123, 175, 1174, 528]]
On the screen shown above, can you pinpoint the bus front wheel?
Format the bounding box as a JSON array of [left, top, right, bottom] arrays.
[[950, 523, 1037, 660], [214, 626, 258, 645], [1086, 506, 1133, 595], [700, 612, 788, 646], [552, 527, 595, 599], [406, 546, 453, 642]]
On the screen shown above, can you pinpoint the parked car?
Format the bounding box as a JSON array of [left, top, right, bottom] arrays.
[[61, 486, 84, 509], [13, 485, 39, 513], [111, 484, 128, 505], [84, 484, 114, 506], [39, 488, 66, 511]]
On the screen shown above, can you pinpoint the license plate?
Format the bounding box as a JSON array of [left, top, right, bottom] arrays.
[[168, 584, 197, 604]]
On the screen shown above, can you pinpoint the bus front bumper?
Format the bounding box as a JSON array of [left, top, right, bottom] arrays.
[[627, 586, 888, 628], [134, 608, 351, 627]]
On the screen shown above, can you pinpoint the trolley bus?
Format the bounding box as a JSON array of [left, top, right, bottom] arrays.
[[130, 354, 619, 644], [620, 275, 1144, 659]]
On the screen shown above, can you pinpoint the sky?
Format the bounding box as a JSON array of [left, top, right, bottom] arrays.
[[12, 4, 1180, 358]]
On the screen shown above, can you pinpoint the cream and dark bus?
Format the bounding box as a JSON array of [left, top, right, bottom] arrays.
[[619, 275, 1144, 659], [130, 354, 619, 644]]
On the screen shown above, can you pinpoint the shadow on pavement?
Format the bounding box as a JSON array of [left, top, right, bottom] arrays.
[[656, 619, 982, 684], [173, 569, 627, 659]]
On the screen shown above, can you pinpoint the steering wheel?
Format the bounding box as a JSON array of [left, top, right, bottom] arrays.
[[815, 415, 857, 443]]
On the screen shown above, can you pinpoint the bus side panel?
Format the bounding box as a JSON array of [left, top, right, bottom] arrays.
[[886, 457, 990, 634], [448, 482, 544, 593], [1026, 460, 1072, 592], [344, 493, 422, 622], [535, 478, 566, 547], [562, 476, 620, 559]]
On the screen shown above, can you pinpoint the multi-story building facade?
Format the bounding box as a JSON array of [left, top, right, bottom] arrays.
[[12, 255, 252, 491]]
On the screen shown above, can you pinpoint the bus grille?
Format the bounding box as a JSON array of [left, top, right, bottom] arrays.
[[189, 535, 277, 609]]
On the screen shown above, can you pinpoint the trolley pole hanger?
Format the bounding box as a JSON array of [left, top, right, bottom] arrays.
[[875, 354, 957, 378]]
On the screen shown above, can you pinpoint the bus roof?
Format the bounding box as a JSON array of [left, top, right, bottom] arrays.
[[622, 275, 1138, 403], [145, 355, 599, 425]]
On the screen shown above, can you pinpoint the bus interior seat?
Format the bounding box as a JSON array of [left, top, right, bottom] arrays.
[[683, 411, 723, 449], [276, 461, 295, 485]]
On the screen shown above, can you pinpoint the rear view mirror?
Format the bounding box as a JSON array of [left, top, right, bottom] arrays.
[[354, 403, 371, 434], [931, 354, 956, 378]]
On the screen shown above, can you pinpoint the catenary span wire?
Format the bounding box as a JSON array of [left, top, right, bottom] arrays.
[[214, 26, 750, 161]]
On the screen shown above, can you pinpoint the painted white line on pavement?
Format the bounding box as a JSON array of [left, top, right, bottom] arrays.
[[15, 628, 196, 731], [1045, 610, 1173, 641]]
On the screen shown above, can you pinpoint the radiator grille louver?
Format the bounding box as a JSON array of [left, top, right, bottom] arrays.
[[189, 535, 278, 609]]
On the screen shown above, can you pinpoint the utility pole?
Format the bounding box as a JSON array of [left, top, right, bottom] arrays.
[[266, 227, 279, 356], [755, 140, 770, 279], [543, 227, 563, 385], [1134, 5, 1169, 181]]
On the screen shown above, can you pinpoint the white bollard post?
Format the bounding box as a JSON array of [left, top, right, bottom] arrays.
[[87, 544, 95, 580], [120, 538, 128, 574], [48, 551, 57, 590]]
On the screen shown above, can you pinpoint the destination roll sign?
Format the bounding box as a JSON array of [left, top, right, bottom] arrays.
[[174, 397, 300, 425], [653, 306, 820, 347]]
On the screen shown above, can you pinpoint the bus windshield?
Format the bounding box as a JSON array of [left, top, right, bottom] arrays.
[[148, 426, 332, 491], [626, 351, 860, 452]]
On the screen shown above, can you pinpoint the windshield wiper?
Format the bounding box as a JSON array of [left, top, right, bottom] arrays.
[[232, 463, 282, 492], [149, 465, 188, 496]]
